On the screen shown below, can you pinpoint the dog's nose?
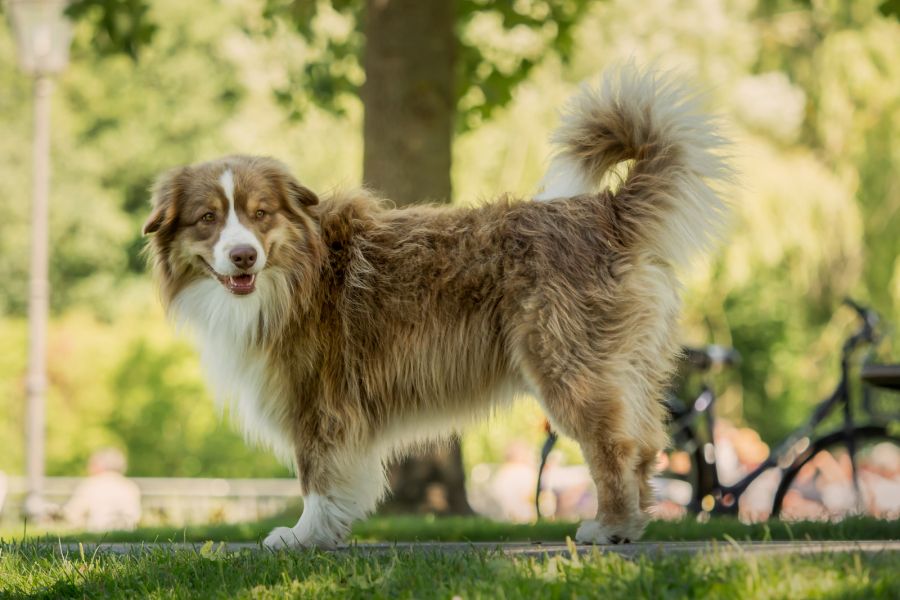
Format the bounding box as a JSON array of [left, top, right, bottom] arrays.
[[230, 245, 257, 269]]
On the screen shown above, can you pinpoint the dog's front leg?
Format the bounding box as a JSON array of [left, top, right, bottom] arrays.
[[263, 444, 385, 550]]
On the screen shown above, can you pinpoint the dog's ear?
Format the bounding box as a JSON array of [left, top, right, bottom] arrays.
[[257, 157, 318, 213], [285, 177, 319, 209], [143, 167, 190, 236]]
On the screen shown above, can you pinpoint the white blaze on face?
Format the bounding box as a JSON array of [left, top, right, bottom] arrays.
[[212, 168, 266, 275]]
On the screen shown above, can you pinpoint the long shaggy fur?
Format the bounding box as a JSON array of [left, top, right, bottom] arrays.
[[537, 65, 732, 264], [144, 65, 731, 549]]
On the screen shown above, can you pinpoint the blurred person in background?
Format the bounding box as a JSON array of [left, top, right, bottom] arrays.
[[539, 450, 596, 520], [861, 442, 900, 517], [489, 441, 538, 522], [709, 419, 775, 522], [63, 448, 141, 532], [787, 442, 900, 519]]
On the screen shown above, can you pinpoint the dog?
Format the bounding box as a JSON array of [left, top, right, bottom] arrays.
[[143, 65, 730, 549]]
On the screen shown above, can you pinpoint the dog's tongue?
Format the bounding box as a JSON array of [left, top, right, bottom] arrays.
[[226, 273, 256, 295]]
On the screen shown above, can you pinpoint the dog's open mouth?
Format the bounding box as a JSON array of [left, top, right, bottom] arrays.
[[224, 273, 256, 295], [201, 260, 257, 295]]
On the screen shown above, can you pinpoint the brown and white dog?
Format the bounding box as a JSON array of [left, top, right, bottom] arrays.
[[143, 66, 730, 549]]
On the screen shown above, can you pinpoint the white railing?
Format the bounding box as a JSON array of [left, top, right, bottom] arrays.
[[2, 477, 302, 527]]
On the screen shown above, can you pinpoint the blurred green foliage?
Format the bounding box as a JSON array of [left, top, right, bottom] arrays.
[[1, 0, 899, 476], [0, 309, 290, 477], [66, 0, 592, 129]]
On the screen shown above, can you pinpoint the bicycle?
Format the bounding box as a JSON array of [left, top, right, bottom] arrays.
[[536, 299, 900, 520]]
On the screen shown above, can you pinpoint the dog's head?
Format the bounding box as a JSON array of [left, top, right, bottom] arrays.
[[143, 155, 320, 303]]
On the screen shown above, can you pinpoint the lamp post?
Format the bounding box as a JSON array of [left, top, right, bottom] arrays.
[[6, 0, 72, 517]]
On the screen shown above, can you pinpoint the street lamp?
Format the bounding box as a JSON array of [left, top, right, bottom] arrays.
[[5, 0, 72, 518]]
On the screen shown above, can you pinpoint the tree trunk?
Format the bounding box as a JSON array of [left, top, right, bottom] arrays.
[[362, 0, 454, 207], [362, 0, 471, 515], [383, 441, 472, 515]]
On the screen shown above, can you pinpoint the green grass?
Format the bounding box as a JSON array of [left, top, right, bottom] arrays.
[[2, 539, 898, 599], [2, 517, 898, 598], [5, 514, 899, 545]]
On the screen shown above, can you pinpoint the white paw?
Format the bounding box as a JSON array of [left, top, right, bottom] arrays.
[[575, 517, 646, 545], [263, 526, 303, 550], [263, 526, 341, 550]]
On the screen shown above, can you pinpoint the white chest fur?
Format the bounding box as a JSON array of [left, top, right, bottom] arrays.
[[171, 278, 296, 467]]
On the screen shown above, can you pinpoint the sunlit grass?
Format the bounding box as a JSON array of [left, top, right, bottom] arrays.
[[4, 514, 898, 545], [3, 516, 898, 598], [1, 537, 897, 599]]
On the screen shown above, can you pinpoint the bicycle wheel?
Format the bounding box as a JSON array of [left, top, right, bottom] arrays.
[[772, 425, 900, 520]]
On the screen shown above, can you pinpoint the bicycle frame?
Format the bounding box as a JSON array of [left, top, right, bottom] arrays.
[[687, 302, 878, 514], [696, 375, 850, 513], [534, 299, 887, 519]]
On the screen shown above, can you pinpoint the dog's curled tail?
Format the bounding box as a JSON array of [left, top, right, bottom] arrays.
[[535, 65, 732, 267]]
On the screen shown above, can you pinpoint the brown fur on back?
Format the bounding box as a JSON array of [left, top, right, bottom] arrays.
[[232, 190, 670, 452]]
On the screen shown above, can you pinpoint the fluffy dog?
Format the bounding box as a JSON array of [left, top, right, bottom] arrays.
[[143, 66, 730, 549]]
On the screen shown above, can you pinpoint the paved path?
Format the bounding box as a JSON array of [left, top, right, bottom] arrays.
[[32, 540, 900, 559]]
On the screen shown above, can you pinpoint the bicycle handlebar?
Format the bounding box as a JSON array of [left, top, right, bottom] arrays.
[[681, 345, 741, 372], [841, 297, 880, 354], [843, 297, 879, 328]]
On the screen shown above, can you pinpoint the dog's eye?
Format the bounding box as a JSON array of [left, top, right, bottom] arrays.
[[201, 212, 215, 223], [255, 210, 266, 219]]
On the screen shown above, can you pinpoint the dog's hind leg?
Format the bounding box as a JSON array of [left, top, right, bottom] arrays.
[[538, 377, 652, 544], [635, 443, 663, 515], [263, 445, 385, 550]]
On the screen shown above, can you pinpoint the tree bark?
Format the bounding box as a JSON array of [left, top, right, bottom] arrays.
[[382, 441, 472, 515], [362, 0, 471, 515], [362, 0, 454, 207]]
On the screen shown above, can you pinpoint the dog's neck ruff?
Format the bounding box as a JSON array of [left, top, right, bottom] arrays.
[[172, 277, 264, 346], [170, 273, 296, 466]]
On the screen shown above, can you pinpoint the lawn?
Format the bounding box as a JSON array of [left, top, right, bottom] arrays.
[[5, 513, 899, 545], [2, 516, 899, 599]]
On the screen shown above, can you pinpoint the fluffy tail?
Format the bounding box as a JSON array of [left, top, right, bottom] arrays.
[[535, 65, 732, 266]]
